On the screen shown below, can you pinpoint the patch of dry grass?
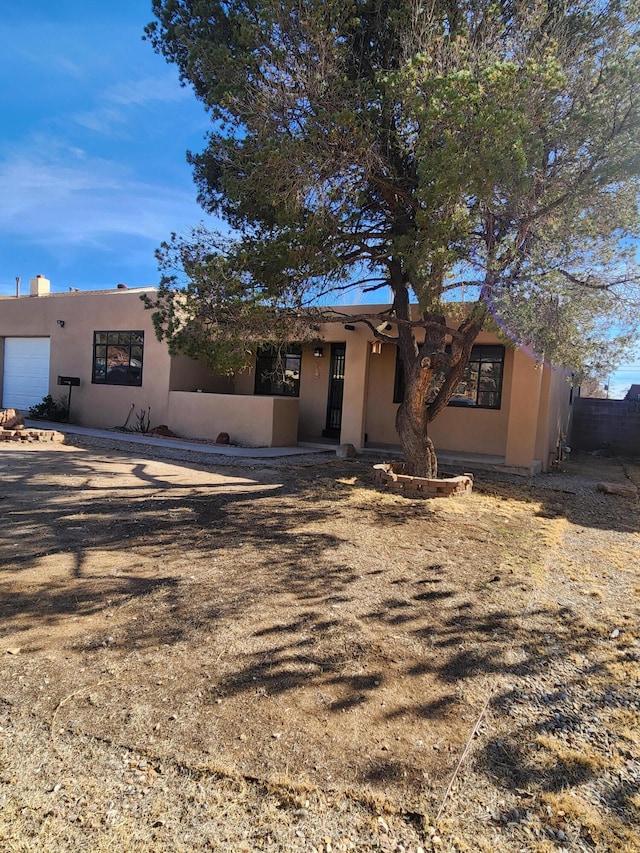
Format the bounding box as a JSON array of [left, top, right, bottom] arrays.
[[1, 444, 638, 851]]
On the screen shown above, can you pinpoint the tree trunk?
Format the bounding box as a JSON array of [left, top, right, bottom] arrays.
[[396, 396, 437, 478], [392, 295, 486, 476]]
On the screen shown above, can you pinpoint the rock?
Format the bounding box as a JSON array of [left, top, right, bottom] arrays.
[[215, 432, 230, 445], [596, 481, 638, 498], [0, 408, 24, 429], [148, 425, 178, 438], [336, 443, 357, 458], [377, 817, 389, 833]]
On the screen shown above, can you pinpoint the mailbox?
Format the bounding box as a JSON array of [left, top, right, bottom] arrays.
[[57, 376, 80, 386]]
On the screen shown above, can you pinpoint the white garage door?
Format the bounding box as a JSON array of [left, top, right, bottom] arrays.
[[2, 337, 51, 411]]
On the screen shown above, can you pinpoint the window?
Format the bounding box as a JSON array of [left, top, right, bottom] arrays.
[[254, 344, 301, 397], [450, 345, 504, 408], [92, 331, 144, 386], [394, 345, 505, 409]]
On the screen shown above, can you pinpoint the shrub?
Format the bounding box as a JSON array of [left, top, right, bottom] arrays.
[[28, 395, 69, 422]]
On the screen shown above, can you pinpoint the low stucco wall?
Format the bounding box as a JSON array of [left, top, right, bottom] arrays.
[[167, 391, 299, 447]]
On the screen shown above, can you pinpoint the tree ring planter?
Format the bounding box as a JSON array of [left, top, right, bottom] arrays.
[[373, 462, 473, 498]]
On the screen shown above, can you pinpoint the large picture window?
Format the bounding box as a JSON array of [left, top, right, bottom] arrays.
[[450, 345, 504, 408], [92, 331, 144, 386], [394, 345, 505, 409], [254, 344, 301, 397]]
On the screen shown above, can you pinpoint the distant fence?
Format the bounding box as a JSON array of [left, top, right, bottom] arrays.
[[570, 397, 640, 456]]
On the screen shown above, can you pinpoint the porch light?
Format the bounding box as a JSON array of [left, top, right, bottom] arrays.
[[313, 346, 324, 358], [371, 340, 382, 355]]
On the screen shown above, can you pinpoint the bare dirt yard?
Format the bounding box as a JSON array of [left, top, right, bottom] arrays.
[[1, 436, 638, 852]]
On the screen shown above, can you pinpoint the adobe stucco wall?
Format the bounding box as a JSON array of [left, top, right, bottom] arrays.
[[167, 391, 298, 446], [169, 354, 233, 394], [534, 365, 573, 469], [0, 290, 571, 466], [233, 324, 373, 448], [297, 348, 331, 439], [0, 289, 174, 429], [363, 335, 514, 456]]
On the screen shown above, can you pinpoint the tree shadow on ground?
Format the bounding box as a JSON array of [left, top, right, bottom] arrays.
[[472, 457, 640, 534], [0, 448, 354, 647], [1, 445, 637, 832]]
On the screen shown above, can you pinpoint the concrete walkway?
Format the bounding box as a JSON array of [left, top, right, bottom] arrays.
[[24, 420, 336, 459], [24, 420, 527, 472]]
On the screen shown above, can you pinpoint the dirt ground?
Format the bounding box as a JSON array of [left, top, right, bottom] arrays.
[[0, 438, 639, 852]]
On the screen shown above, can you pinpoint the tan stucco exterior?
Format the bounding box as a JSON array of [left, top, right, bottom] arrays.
[[167, 391, 299, 446], [0, 287, 573, 469], [0, 288, 172, 431]]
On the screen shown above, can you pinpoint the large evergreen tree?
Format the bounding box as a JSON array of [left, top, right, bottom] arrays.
[[146, 0, 639, 476]]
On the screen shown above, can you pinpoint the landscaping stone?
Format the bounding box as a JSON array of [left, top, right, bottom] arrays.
[[148, 425, 178, 438], [0, 408, 24, 429], [336, 443, 357, 459], [0, 425, 65, 444], [596, 481, 638, 498]]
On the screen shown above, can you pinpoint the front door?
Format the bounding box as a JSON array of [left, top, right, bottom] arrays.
[[323, 343, 345, 439]]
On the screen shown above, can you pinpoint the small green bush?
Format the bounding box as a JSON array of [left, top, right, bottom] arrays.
[[28, 394, 69, 422]]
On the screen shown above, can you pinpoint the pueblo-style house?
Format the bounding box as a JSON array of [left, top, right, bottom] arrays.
[[0, 276, 574, 474]]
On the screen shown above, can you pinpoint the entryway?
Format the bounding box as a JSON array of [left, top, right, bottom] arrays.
[[322, 343, 345, 439]]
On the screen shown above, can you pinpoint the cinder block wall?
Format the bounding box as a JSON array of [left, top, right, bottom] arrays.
[[570, 398, 640, 455]]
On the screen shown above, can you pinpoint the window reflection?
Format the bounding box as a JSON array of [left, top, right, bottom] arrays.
[[92, 331, 144, 386], [394, 345, 505, 409], [254, 345, 302, 397]]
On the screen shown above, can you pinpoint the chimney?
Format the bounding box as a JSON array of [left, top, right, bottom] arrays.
[[30, 274, 50, 296]]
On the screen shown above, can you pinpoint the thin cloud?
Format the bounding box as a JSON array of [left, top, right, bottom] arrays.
[[0, 141, 204, 250], [72, 73, 190, 136], [73, 106, 130, 135], [107, 75, 191, 108]]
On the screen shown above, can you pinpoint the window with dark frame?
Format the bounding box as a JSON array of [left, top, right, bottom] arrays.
[[394, 345, 505, 409], [92, 331, 144, 386], [254, 344, 302, 397]]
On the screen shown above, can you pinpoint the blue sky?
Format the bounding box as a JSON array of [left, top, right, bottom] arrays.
[[0, 1, 638, 398], [0, 1, 217, 294]]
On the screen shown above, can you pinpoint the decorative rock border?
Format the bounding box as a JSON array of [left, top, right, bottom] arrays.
[[373, 462, 473, 497], [0, 407, 65, 443], [0, 425, 65, 444]]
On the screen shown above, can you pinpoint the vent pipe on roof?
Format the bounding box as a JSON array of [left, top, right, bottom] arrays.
[[30, 274, 50, 296]]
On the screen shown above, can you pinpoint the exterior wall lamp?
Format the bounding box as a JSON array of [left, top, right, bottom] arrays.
[[56, 320, 65, 328], [313, 346, 324, 358], [371, 340, 382, 355]]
